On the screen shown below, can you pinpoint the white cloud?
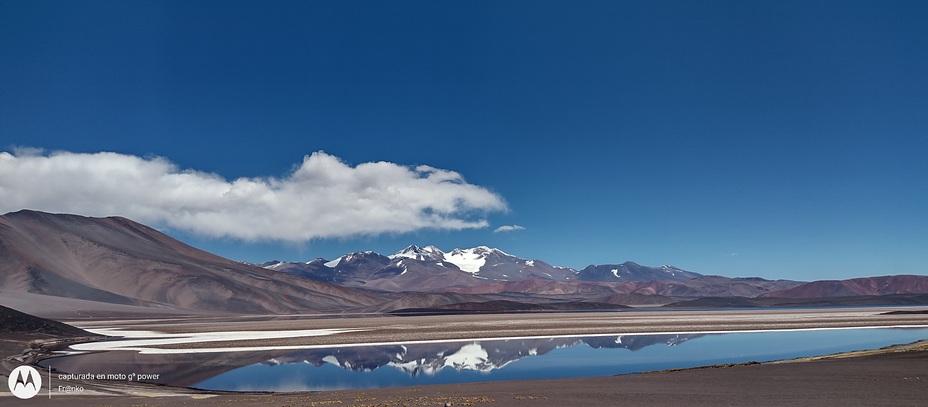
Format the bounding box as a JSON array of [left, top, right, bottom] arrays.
[[0, 150, 508, 241], [493, 224, 526, 233]]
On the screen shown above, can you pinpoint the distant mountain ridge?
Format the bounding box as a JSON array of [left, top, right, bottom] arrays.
[[262, 246, 928, 300], [262, 244, 701, 292]]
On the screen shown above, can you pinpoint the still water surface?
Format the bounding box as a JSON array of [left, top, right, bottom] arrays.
[[194, 327, 928, 391], [44, 327, 928, 392]]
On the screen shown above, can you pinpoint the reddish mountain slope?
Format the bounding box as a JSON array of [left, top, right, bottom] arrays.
[[0, 210, 382, 314], [762, 275, 928, 298]]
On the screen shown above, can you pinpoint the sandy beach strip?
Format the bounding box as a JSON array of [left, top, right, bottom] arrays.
[[69, 307, 928, 350]]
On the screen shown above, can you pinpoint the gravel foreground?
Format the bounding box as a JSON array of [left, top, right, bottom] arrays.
[[3, 307, 927, 406]]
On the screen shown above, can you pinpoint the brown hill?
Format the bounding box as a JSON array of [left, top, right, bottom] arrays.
[[762, 275, 928, 298], [444, 276, 802, 299], [361, 292, 493, 313], [0, 304, 92, 338], [0, 210, 382, 314], [389, 299, 628, 315], [667, 294, 928, 308], [616, 276, 804, 298], [444, 279, 618, 295]]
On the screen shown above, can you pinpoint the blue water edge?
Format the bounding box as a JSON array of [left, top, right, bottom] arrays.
[[193, 327, 928, 392]]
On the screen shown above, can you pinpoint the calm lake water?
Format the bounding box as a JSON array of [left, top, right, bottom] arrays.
[[44, 327, 928, 392], [193, 328, 928, 391]]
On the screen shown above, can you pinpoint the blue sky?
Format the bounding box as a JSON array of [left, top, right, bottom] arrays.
[[2, 1, 926, 280]]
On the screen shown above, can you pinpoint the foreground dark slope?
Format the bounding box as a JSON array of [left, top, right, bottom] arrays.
[[0, 210, 382, 314], [0, 303, 92, 338]]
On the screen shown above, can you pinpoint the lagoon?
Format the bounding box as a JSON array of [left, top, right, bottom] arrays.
[[44, 326, 928, 392]]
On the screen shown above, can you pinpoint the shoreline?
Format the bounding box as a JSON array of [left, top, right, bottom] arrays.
[[73, 323, 928, 354], [7, 338, 927, 406], [63, 306, 928, 351], [4, 307, 927, 406]]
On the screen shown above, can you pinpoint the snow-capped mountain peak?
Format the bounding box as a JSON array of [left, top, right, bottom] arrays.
[[260, 244, 701, 291], [444, 247, 498, 273], [389, 245, 446, 261], [261, 260, 286, 270]]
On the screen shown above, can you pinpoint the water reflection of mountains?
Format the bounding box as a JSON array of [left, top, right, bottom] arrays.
[[44, 334, 701, 387], [266, 334, 703, 375]]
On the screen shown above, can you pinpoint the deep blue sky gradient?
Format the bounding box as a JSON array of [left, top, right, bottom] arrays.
[[2, 1, 926, 279]]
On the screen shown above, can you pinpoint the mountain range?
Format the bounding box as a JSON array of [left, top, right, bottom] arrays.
[[261, 244, 704, 292], [260, 245, 805, 298], [2, 210, 927, 316]]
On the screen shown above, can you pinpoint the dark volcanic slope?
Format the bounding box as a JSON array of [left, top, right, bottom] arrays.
[[762, 275, 928, 298], [0, 304, 91, 337], [667, 294, 928, 308], [0, 210, 382, 314], [445, 276, 802, 299]]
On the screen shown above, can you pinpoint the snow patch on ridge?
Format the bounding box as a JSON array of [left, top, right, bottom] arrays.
[[444, 249, 488, 274], [390, 245, 445, 261]]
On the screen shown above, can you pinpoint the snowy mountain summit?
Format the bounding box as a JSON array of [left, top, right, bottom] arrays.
[[389, 245, 446, 262], [388, 245, 524, 274], [262, 245, 702, 292], [444, 246, 511, 273]]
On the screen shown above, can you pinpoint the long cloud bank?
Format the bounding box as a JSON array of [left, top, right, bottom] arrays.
[[0, 150, 507, 241]]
